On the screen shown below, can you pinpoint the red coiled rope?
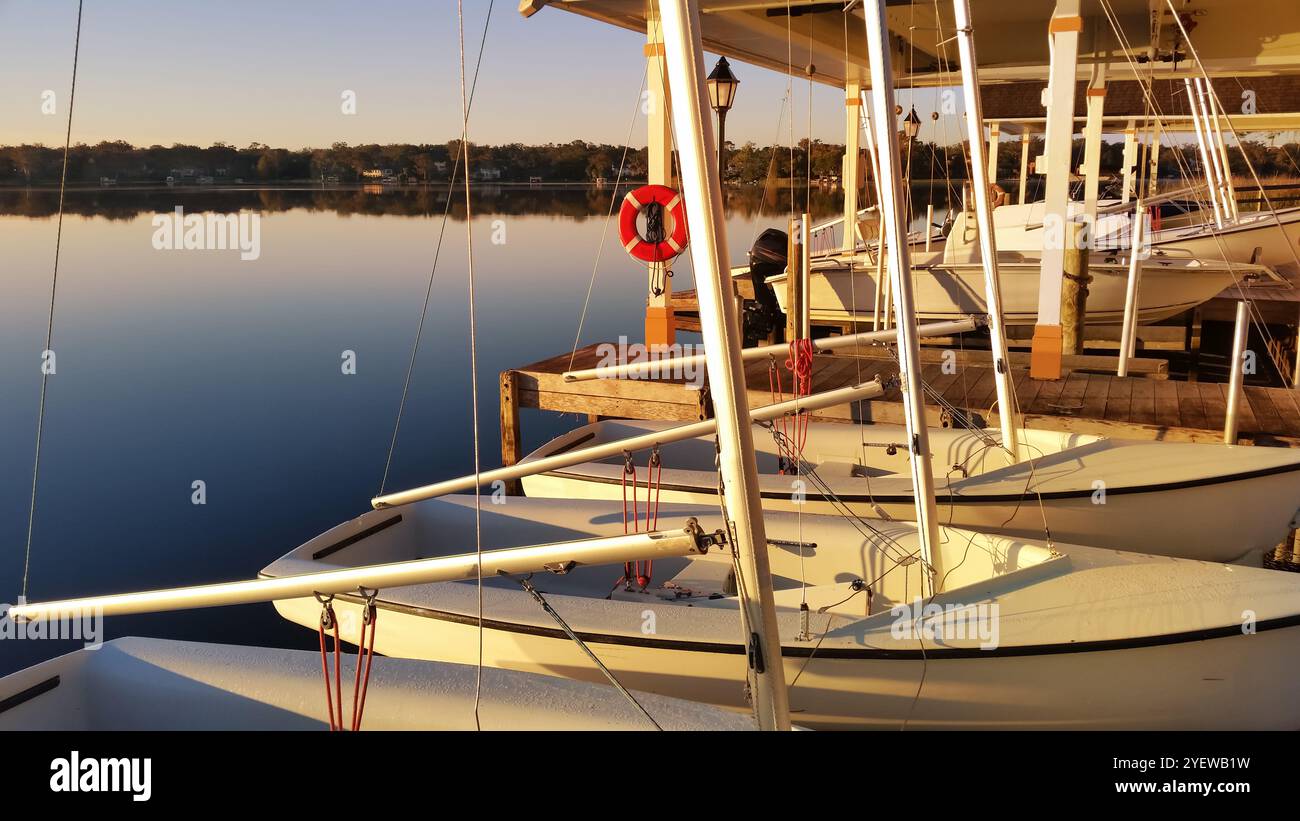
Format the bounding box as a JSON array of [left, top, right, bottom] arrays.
[[769, 340, 814, 473], [787, 338, 814, 455]]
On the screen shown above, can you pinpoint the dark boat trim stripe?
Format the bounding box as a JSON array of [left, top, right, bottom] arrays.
[[541, 459, 1300, 504], [0, 675, 59, 715], [311, 514, 402, 560], [301, 588, 1300, 660]]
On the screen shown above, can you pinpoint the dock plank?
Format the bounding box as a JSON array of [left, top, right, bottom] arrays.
[[1024, 375, 1066, 415], [1197, 383, 1228, 435], [1153, 380, 1182, 428], [1265, 388, 1300, 437], [964, 368, 1000, 416], [1227, 382, 1258, 434], [1128, 378, 1157, 426], [1177, 382, 1208, 430], [1103, 377, 1134, 423], [1080, 375, 1111, 420], [1245, 387, 1285, 439]]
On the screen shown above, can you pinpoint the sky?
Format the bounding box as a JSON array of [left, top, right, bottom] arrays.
[[0, 0, 938, 151]]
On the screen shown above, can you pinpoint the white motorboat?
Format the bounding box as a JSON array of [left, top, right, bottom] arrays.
[[261, 495, 1300, 730], [763, 206, 1277, 326], [518, 420, 1300, 564], [0, 636, 757, 730]]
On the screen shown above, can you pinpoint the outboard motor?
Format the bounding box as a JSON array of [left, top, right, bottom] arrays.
[[744, 228, 788, 345]]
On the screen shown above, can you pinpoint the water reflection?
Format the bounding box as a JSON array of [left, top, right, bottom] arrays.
[[0, 182, 954, 221]]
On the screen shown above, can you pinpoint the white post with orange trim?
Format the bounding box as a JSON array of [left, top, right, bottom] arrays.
[[843, 82, 862, 254], [645, 6, 676, 348], [1030, 0, 1082, 381]]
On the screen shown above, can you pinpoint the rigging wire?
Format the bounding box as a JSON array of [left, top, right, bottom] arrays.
[[566, 64, 650, 373], [509, 573, 662, 730], [379, 0, 495, 496], [22, 0, 83, 600], [1096, 0, 1295, 377], [455, 0, 487, 732]]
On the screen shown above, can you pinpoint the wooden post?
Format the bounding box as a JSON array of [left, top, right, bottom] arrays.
[[1060, 222, 1090, 356], [498, 370, 522, 495]]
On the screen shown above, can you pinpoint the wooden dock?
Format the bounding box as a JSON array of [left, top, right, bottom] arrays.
[[499, 342, 1300, 471]]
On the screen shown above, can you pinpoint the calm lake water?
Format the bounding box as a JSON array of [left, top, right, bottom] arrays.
[[0, 184, 885, 676]]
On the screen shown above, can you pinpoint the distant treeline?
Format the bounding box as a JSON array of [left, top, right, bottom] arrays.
[[0, 184, 854, 221], [0, 139, 844, 186], [1, 136, 1297, 187]]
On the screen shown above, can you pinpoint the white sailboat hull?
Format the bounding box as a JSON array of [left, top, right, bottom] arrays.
[[262, 497, 1300, 730], [521, 421, 1300, 564], [767, 257, 1240, 326], [270, 594, 1300, 730], [0, 637, 756, 730], [1150, 207, 1300, 279]]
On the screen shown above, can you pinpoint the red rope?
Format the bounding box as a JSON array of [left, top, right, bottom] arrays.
[[790, 338, 813, 454], [619, 454, 638, 590], [318, 593, 380, 732], [316, 599, 343, 731], [769, 357, 793, 473], [351, 599, 378, 731], [615, 449, 664, 591], [772, 340, 814, 472], [638, 449, 663, 588]]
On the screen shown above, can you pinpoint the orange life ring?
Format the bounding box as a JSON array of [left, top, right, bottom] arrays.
[[619, 184, 688, 263]]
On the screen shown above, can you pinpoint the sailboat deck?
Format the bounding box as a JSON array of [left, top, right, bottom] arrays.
[[500, 344, 1300, 471]]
